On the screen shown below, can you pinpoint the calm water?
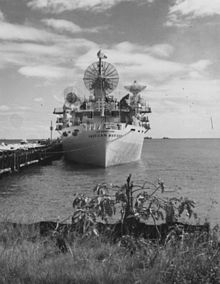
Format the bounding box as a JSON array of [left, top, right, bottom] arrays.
[[0, 139, 220, 226]]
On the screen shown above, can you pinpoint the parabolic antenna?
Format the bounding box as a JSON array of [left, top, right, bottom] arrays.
[[83, 52, 119, 96], [64, 86, 80, 108], [124, 80, 146, 95], [66, 92, 78, 104]]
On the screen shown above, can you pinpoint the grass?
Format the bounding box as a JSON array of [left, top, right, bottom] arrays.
[[0, 222, 219, 284]]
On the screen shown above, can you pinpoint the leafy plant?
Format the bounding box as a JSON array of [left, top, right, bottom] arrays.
[[72, 175, 197, 238]]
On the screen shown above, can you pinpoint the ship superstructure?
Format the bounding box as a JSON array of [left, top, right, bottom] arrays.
[[53, 51, 151, 167]]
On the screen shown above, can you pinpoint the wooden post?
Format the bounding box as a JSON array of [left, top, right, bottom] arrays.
[[50, 120, 53, 141]]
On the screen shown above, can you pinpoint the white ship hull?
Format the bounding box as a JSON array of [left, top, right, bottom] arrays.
[[62, 125, 145, 167]]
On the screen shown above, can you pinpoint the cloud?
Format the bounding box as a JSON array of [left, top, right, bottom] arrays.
[[0, 22, 97, 83], [0, 18, 211, 86], [0, 10, 211, 86], [190, 59, 212, 71], [0, 22, 58, 42], [28, 0, 154, 13], [0, 19, 98, 71], [112, 41, 174, 58], [42, 19, 82, 33], [0, 9, 4, 21], [166, 0, 220, 27], [0, 105, 10, 111], [0, 42, 60, 69], [165, 13, 191, 28], [18, 65, 74, 79], [34, 97, 44, 102], [170, 0, 220, 18], [71, 42, 213, 92], [75, 43, 187, 83], [0, 42, 62, 68], [41, 18, 106, 34], [0, 37, 96, 62], [188, 60, 212, 78], [147, 44, 174, 58]]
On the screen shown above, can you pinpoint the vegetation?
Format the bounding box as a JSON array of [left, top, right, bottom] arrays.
[[71, 174, 197, 239], [0, 175, 219, 284]]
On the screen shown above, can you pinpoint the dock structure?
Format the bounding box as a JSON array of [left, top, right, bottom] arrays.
[[0, 141, 63, 177]]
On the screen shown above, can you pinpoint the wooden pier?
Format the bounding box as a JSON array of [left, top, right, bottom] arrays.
[[0, 141, 63, 177]]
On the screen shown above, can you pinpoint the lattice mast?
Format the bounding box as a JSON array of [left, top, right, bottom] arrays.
[[98, 50, 105, 117]]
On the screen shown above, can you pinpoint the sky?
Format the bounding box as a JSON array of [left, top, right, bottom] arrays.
[[0, 0, 220, 139]]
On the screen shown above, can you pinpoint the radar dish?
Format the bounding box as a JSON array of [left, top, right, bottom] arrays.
[[66, 92, 77, 104], [63, 87, 80, 109], [124, 80, 146, 95], [83, 61, 119, 95]]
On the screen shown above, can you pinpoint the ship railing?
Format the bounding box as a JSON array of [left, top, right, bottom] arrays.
[[140, 106, 152, 113], [104, 123, 122, 130], [93, 100, 120, 112], [80, 122, 103, 131], [82, 123, 96, 131], [53, 107, 64, 114]]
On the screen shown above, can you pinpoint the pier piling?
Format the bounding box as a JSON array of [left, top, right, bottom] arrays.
[[0, 141, 62, 177]]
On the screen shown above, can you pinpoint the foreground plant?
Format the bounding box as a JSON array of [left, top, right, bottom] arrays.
[[71, 174, 197, 239]]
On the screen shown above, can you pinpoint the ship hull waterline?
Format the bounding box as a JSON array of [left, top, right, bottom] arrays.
[[62, 128, 145, 168]]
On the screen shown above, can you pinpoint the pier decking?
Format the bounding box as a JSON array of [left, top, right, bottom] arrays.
[[0, 141, 63, 177]]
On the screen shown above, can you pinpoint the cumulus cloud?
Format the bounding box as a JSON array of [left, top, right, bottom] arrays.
[[165, 13, 191, 28], [42, 19, 82, 33], [190, 59, 212, 71], [0, 42, 62, 58], [166, 0, 220, 27], [170, 0, 220, 18], [147, 44, 174, 58], [0, 22, 60, 42], [113, 42, 174, 58], [0, 105, 10, 111], [0, 26, 98, 70], [75, 43, 186, 83], [0, 13, 212, 86], [0, 20, 211, 85], [28, 0, 154, 13], [18, 65, 74, 79], [41, 18, 106, 34]]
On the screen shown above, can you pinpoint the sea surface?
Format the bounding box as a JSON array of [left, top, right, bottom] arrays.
[[0, 139, 220, 226]]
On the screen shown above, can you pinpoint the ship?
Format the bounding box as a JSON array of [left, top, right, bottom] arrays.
[[53, 50, 151, 167]]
